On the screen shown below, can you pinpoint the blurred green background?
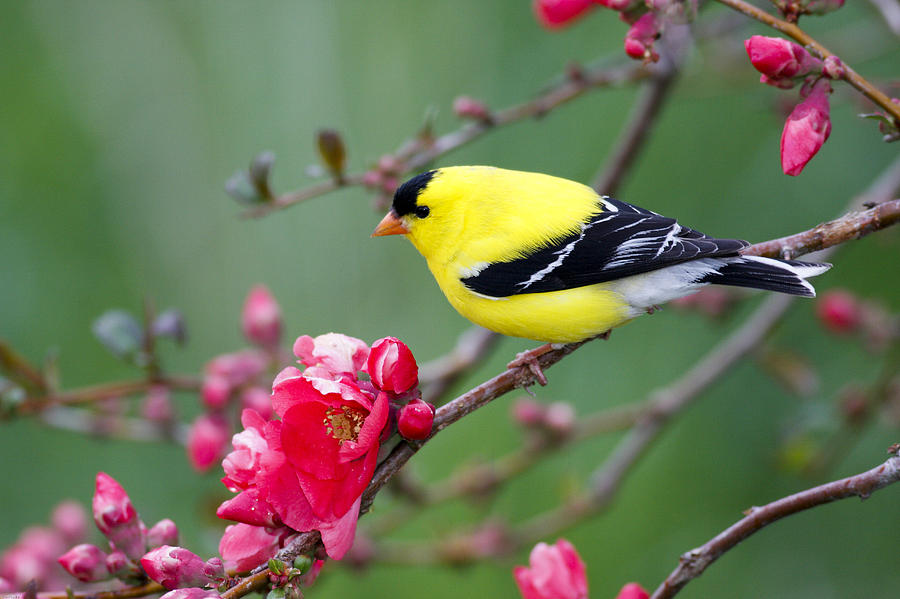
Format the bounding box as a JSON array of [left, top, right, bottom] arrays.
[[2, 1, 899, 597]]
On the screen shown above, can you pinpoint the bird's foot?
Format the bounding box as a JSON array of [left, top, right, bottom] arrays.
[[507, 344, 553, 386], [646, 305, 662, 315], [596, 330, 611, 341]]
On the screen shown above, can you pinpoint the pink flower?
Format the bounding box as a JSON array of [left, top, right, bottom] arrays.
[[513, 539, 588, 599], [616, 583, 650, 599], [533, 0, 594, 29], [293, 333, 369, 375], [219, 523, 293, 573], [140, 546, 217, 590], [58, 544, 109, 583], [365, 337, 418, 393], [51, 501, 88, 544], [159, 589, 222, 599], [142, 386, 174, 422], [817, 289, 861, 333], [242, 285, 283, 348], [623, 13, 660, 62], [240, 386, 272, 418], [744, 36, 819, 88], [146, 519, 179, 549], [105, 549, 142, 581], [93, 473, 145, 560], [187, 413, 232, 472], [201, 375, 232, 410], [206, 350, 268, 388], [0, 577, 12, 593], [781, 79, 832, 176], [398, 399, 435, 440]]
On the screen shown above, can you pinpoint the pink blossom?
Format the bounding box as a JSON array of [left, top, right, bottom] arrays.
[[93, 473, 145, 560], [206, 350, 268, 388], [533, 0, 594, 29], [240, 386, 272, 418], [219, 523, 293, 572], [365, 337, 418, 393], [293, 333, 369, 375], [140, 546, 216, 590], [146, 519, 179, 549], [544, 402, 575, 434], [615, 583, 650, 599], [744, 36, 819, 87], [453, 96, 491, 121], [105, 549, 141, 581], [513, 539, 588, 599], [398, 399, 434, 440], [781, 79, 832, 176], [142, 386, 174, 422], [242, 285, 283, 348], [0, 577, 12, 593], [512, 398, 546, 426], [51, 501, 88, 544], [817, 289, 861, 333], [201, 375, 232, 410], [159, 588, 222, 599], [58, 544, 108, 583], [187, 414, 232, 472], [624, 13, 660, 62]]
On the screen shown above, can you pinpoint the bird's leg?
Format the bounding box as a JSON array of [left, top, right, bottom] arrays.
[[507, 344, 556, 386], [645, 305, 662, 315]]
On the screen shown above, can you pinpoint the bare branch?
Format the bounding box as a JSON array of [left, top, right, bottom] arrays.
[[652, 450, 900, 599]]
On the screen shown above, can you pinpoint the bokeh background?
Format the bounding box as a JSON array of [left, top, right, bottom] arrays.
[[2, 1, 899, 597]]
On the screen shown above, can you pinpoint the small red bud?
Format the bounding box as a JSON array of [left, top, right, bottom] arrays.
[[616, 582, 651, 599], [242, 284, 283, 348], [817, 289, 861, 333], [453, 96, 492, 123], [398, 399, 434, 440]]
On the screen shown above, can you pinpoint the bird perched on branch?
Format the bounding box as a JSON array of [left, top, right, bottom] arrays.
[[372, 166, 829, 381]]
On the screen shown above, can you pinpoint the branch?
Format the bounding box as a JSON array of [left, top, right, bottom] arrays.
[[0, 338, 47, 391], [715, 0, 900, 123], [7, 582, 167, 599], [652, 449, 900, 599]]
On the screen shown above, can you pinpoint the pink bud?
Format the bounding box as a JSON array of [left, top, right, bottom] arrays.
[[366, 337, 419, 393], [453, 96, 492, 122], [242, 285, 283, 348], [240, 386, 272, 418], [159, 588, 222, 599], [146, 519, 179, 549], [623, 13, 660, 62], [781, 79, 831, 176], [201, 375, 232, 410], [58, 544, 109, 582], [513, 538, 588, 599], [615, 582, 650, 599], [142, 385, 174, 422], [202, 558, 224, 582], [544, 401, 575, 434], [744, 36, 818, 86], [533, 0, 595, 29], [105, 549, 142, 581], [823, 55, 844, 79], [51, 501, 88, 544], [206, 350, 268, 388], [140, 546, 215, 590], [187, 414, 231, 472], [512, 398, 546, 426], [398, 399, 435, 441], [92, 473, 145, 560], [817, 289, 861, 333]]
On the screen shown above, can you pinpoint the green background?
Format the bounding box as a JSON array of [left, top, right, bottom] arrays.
[[2, 1, 898, 597]]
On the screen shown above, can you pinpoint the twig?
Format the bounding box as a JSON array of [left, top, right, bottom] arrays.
[[715, 0, 900, 123], [242, 61, 649, 218], [3, 582, 167, 599], [652, 450, 900, 599], [40, 406, 189, 444], [0, 338, 47, 391]]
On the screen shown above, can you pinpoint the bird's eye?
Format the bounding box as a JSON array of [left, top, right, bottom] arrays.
[[414, 205, 430, 218]]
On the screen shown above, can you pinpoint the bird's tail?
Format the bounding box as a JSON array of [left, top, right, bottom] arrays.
[[700, 256, 831, 297]]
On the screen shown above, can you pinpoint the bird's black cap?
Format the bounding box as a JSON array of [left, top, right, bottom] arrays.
[[392, 169, 436, 216]]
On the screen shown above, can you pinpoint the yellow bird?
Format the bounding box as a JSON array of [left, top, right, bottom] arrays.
[[372, 166, 828, 372]]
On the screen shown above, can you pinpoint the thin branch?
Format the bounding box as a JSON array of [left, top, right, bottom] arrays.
[[40, 406, 189, 444], [0, 338, 47, 391], [242, 61, 649, 218], [715, 0, 900, 123], [652, 450, 900, 599], [8, 582, 167, 599]]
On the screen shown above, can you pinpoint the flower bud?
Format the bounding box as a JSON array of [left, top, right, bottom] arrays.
[[513, 539, 588, 599], [744, 36, 818, 87], [822, 55, 844, 79], [316, 129, 346, 180], [159, 588, 222, 599], [453, 96, 492, 123], [533, 0, 595, 29], [201, 375, 232, 410], [242, 285, 283, 348], [240, 386, 273, 418], [366, 337, 418, 393], [105, 549, 142, 582], [544, 401, 575, 435], [58, 544, 109, 583], [398, 399, 435, 441], [146, 519, 179, 549], [623, 13, 660, 62], [616, 582, 650, 599], [187, 414, 231, 472], [51, 501, 88, 544], [781, 79, 831, 176], [817, 289, 861, 333], [140, 546, 216, 590], [511, 398, 545, 426], [93, 473, 145, 560]]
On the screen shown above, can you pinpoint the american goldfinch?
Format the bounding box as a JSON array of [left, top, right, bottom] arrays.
[[373, 166, 829, 347]]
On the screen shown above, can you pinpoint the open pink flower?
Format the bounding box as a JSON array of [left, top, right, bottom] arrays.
[[293, 333, 369, 376], [514, 539, 588, 599], [781, 79, 832, 176], [219, 523, 295, 573]]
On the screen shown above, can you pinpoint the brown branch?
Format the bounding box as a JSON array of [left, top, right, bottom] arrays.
[[714, 0, 900, 123], [652, 449, 900, 599], [0, 338, 47, 391], [242, 61, 649, 218], [4, 582, 167, 599]]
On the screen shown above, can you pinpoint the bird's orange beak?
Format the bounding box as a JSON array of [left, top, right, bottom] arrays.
[[371, 210, 409, 237]]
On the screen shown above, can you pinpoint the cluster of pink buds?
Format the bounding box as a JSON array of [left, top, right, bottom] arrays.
[[533, 0, 697, 64], [512, 398, 576, 437], [0, 501, 87, 591], [514, 538, 649, 599], [54, 472, 224, 593], [188, 285, 284, 471], [362, 154, 404, 208], [742, 33, 850, 176], [216, 333, 428, 566], [816, 289, 899, 352]]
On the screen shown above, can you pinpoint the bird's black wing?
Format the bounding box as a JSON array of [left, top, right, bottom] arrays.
[[461, 198, 749, 297]]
